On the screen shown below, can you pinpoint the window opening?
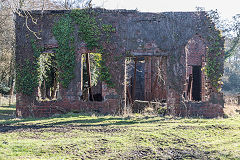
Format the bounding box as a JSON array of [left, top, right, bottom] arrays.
[[81, 53, 103, 102], [37, 51, 59, 101]]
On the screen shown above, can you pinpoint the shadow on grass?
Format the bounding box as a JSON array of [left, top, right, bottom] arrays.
[[0, 113, 170, 133], [0, 105, 16, 120], [0, 107, 214, 133], [48, 117, 163, 126]]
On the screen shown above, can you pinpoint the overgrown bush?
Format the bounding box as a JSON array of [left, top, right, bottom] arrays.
[[223, 73, 240, 93], [157, 106, 167, 116], [0, 84, 10, 95]]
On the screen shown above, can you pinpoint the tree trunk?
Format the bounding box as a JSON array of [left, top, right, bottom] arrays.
[[86, 53, 93, 101], [132, 57, 137, 101]]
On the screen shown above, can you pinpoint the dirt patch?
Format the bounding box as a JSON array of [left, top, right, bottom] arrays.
[[160, 147, 209, 159], [84, 127, 127, 133], [121, 147, 158, 160], [175, 124, 234, 130], [86, 147, 110, 156], [0, 124, 51, 133], [0, 123, 128, 134], [175, 125, 204, 130], [119, 146, 209, 160], [204, 124, 233, 130]]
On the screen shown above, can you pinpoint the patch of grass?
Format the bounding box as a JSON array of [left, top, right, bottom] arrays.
[[0, 113, 240, 159], [0, 105, 15, 120]]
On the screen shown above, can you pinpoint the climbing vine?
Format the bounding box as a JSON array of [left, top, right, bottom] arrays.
[[70, 9, 115, 87], [70, 9, 101, 50], [200, 11, 225, 92], [15, 38, 44, 95], [16, 60, 38, 95], [52, 15, 76, 88], [205, 32, 224, 91], [37, 52, 57, 91], [17, 9, 116, 95]]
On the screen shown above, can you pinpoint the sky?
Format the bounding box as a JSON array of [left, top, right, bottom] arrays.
[[92, 0, 240, 20]]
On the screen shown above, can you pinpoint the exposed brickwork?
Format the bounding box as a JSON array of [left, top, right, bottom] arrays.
[[15, 9, 225, 118], [185, 35, 206, 66], [16, 98, 119, 118], [151, 56, 167, 101], [144, 57, 152, 101], [177, 102, 224, 118]]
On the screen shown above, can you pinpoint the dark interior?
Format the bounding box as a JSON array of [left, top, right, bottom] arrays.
[[192, 66, 202, 101]]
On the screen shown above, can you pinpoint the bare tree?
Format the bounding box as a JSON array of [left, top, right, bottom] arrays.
[[0, 0, 62, 95], [0, 0, 94, 95], [51, 0, 92, 9], [0, 0, 15, 95], [206, 10, 240, 59]]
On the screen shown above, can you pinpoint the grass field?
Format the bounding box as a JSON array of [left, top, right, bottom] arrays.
[[0, 105, 15, 120], [0, 105, 240, 160]]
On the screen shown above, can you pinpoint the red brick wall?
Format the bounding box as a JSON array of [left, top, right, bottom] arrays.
[[176, 102, 224, 118], [16, 98, 119, 118], [151, 56, 167, 101], [185, 35, 206, 66], [15, 10, 225, 118], [144, 57, 151, 101], [184, 35, 209, 102]]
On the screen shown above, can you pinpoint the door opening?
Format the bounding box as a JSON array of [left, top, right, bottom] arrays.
[[124, 56, 167, 104], [192, 66, 201, 101]]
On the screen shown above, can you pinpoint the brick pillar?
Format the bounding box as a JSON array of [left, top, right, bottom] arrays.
[[16, 93, 36, 117], [167, 88, 181, 116], [144, 57, 151, 101]]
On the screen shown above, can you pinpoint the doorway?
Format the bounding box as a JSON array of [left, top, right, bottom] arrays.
[[192, 66, 201, 101], [124, 56, 167, 104], [125, 57, 145, 104]]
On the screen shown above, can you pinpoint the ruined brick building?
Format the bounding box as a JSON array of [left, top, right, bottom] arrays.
[[15, 9, 225, 118]]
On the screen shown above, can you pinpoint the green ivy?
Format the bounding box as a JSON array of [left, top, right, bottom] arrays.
[[102, 24, 116, 43], [15, 38, 43, 95], [17, 9, 116, 95], [70, 9, 115, 88], [16, 60, 38, 96], [31, 39, 43, 58], [52, 15, 76, 88], [37, 52, 57, 88], [204, 33, 223, 91], [71, 9, 101, 50]]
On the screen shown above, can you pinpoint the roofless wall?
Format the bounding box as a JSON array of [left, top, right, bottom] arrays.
[[15, 9, 225, 118]]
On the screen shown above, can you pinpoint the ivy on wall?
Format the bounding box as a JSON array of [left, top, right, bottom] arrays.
[[204, 32, 224, 91], [16, 9, 117, 95], [52, 15, 76, 88], [70, 9, 115, 88], [51, 9, 115, 89], [71, 9, 100, 50], [16, 39, 59, 96], [37, 52, 57, 92], [15, 38, 44, 95], [200, 12, 225, 92], [16, 60, 38, 96]]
